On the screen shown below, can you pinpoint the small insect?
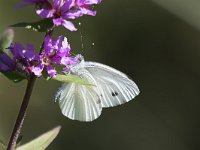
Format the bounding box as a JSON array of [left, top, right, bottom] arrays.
[[55, 55, 140, 121]]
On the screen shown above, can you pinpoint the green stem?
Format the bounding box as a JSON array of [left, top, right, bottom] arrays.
[[7, 75, 36, 150]]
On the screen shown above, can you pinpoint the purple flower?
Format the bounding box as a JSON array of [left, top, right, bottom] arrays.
[[0, 42, 40, 77], [36, 0, 78, 31], [73, 0, 102, 16], [32, 35, 78, 77], [18, 0, 102, 30], [18, 0, 52, 9]]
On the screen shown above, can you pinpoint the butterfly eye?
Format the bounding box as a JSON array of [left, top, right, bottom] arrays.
[[111, 91, 118, 97]]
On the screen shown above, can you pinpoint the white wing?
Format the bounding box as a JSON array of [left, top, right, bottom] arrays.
[[55, 68, 102, 121], [83, 61, 140, 108]]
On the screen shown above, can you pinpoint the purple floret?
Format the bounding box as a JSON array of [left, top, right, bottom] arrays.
[[32, 35, 78, 77], [0, 42, 39, 77], [36, 0, 77, 31], [36, 0, 102, 31], [73, 0, 102, 16]]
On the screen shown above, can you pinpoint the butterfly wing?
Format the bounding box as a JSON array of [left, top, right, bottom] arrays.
[[55, 68, 102, 121], [83, 62, 140, 108]]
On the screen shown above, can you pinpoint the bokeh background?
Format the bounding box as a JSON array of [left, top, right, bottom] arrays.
[[0, 0, 200, 149]]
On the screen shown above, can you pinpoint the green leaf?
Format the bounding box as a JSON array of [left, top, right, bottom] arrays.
[[1, 72, 25, 83], [16, 126, 61, 150], [0, 28, 14, 53], [0, 139, 6, 150], [11, 19, 54, 32], [53, 74, 94, 86]]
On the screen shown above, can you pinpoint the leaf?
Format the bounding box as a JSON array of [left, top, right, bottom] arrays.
[[1, 72, 25, 83], [16, 126, 61, 150], [11, 19, 54, 32], [53, 74, 94, 86], [0, 28, 14, 53], [0, 139, 6, 150]]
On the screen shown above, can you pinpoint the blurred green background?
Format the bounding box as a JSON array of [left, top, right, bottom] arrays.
[[1, 0, 200, 149]]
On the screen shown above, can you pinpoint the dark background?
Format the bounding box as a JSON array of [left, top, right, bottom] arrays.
[[0, 0, 200, 149]]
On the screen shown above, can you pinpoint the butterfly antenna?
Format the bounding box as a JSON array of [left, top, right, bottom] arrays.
[[79, 22, 84, 54], [78, 22, 95, 54]]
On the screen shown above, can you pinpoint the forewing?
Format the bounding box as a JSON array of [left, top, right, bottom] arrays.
[[55, 69, 102, 121], [84, 62, 140, 107]]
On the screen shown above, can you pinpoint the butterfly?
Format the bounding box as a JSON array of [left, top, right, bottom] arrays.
[[55, 55, 140, 121]]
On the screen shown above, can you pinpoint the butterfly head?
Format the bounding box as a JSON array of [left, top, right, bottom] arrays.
[[76, 54, 84, 62], [70, 54, 85, 74]]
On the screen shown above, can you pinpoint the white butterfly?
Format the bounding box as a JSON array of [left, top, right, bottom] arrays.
[[55, 55, 140, 121]]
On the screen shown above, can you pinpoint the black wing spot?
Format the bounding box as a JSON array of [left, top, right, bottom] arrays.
[[97, 99, 101, 104], [112, 91, 118, 97]]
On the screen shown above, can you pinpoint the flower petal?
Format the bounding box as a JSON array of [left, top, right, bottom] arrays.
[[32, 63, 44, 76], [76, 0, 101, 6], [53, 0, 62, 10], [11, 42, 24, 59], [36, 9, 54, 18], [46, 65, 57, 77], [83, 0, 102, 5], [54, 36, 63, 50], [26, 43, 35, 52], [62, 20, 77, 31], [61, 56, 78, 65], [61, 37, 70, 51], [52, 18, 63, 26], [24, 50, 36, 61], [53, 18, 77, 31], [80, 7, 96, 16], [64, 10, 83, 19], [61, 0, 74, 12]]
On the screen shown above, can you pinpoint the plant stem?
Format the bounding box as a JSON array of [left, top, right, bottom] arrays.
[[7, 75, 36, 150]]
